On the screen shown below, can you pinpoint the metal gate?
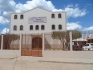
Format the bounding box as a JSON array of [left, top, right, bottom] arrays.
[[21, 34, 42, 57]]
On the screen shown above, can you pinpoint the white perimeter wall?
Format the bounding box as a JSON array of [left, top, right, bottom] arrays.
[[0, 33, 93, 59], [0, 50, 21, 58], [43, 51, 93, 59]]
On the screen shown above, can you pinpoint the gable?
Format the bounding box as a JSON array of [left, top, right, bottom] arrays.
[[24, 7, 51, 14]]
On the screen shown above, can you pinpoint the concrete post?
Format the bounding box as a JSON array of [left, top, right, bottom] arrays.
[[20, 34, 22, 55], [1, 35, 3, 50], [70, 32, 73, 51], [42, 33, 45, 56]]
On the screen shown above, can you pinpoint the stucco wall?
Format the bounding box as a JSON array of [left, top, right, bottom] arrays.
[[43, 50, 93, 59], [0, 50, 21, 58], [10, 33, 65, 49], [10, 7, 66, 34], [44, 33, 63, 49], [0, 33, 93, 59]]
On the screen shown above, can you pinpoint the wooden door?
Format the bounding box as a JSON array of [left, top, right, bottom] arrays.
[[32, 37, 42, 56]]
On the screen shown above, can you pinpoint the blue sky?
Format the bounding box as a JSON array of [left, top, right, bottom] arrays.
[[0, 0, 93, 34]]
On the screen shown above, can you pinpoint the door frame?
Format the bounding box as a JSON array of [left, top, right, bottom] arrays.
[[21, 34, 44, 57], [31, 37, 42, 56]]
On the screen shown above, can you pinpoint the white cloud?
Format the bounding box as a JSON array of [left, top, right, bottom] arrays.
[[64, 6, 86, 18], [15, 0, 55, 12], [1, 28, 9, 34], [14, 1, 87, 18], [2, 11, 11, 19], [67, 22, 82, 30], [67, 22, 93, 31], [84, 26, 93, 31], [0, 0, 16, 11], [0, 16, 9, 24], [0, 0, 89, 34], [0, 0, 87, 24]]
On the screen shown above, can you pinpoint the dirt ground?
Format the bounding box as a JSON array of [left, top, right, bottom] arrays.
[[0, 56, 93, 70]]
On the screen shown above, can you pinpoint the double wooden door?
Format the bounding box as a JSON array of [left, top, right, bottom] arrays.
[[22, 37, 42, 57]]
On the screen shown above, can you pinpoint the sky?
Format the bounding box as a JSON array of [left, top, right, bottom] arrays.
[[0, 0, 93, 34]]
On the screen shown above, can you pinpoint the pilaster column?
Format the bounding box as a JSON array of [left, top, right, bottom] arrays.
[[42, 33, 45, 55], [20, 34, 22, 55], [70, 32, 73, 51], [1, 35, 3, 50]]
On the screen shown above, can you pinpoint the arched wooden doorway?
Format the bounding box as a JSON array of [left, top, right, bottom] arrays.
[[32, 37, 42, 50], [21, 35, 42, 57], [31, 37, 42, 56]]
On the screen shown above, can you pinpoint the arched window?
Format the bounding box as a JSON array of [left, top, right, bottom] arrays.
[[20, 25, 23, 30], [14, 15, 17, 19], [41, 25, 44, 30], [52, 25, 55, 30], [20, 14, 23, 19], [58, 13, 61, 18], [13, 25, 17, 30], [36, 25, 39, 30], [51, 14, 55, 18], [58, 24, 62, 30], [30, 25, 33, 30]]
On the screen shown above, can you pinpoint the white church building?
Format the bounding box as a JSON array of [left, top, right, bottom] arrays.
[[0, 7, 66, 56], [9, 7, 67, 34], [1, 7, 93, 58], [8, 7, 67, 56]]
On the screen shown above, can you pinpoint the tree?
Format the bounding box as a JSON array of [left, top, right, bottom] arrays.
[[51, 30, 82, 50], [71, 30, 82, 39], [3, 34, 20, 49], [51, 31, 67, 50]]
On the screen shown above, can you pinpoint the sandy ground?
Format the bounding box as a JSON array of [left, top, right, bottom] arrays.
[[0, 56, 93, 70]]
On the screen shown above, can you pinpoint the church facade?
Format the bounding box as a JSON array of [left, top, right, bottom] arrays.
[[9, 7, 67, 56], [9, 7, 66, 34]]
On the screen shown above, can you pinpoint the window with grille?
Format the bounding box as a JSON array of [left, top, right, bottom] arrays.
[[51, 14, 55, 18], [58, 13, 61, 18], [13, 25, 17, 30], [14, 15, 17, 19], [41, 25, 44, 30], [58, 24, 62, 30], [20, 25, 23, 30], [52, 25, 55, 30], [20, 14, 23, 19], [30, 25, 33, 30], [36, 25, 39, 30]]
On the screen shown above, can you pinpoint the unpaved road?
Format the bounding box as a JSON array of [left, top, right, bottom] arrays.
[[0, 57, 93, 70]]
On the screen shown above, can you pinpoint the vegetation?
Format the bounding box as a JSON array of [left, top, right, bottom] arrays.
[[51, 30, 82, 50], [71, 30, 82, 39], [3, 34, 20, 49]]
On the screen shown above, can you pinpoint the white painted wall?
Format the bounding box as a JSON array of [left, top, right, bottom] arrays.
[[0, 50, 21, 58], [10, 7, 67, 34], [43, 50, 93, 59]]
